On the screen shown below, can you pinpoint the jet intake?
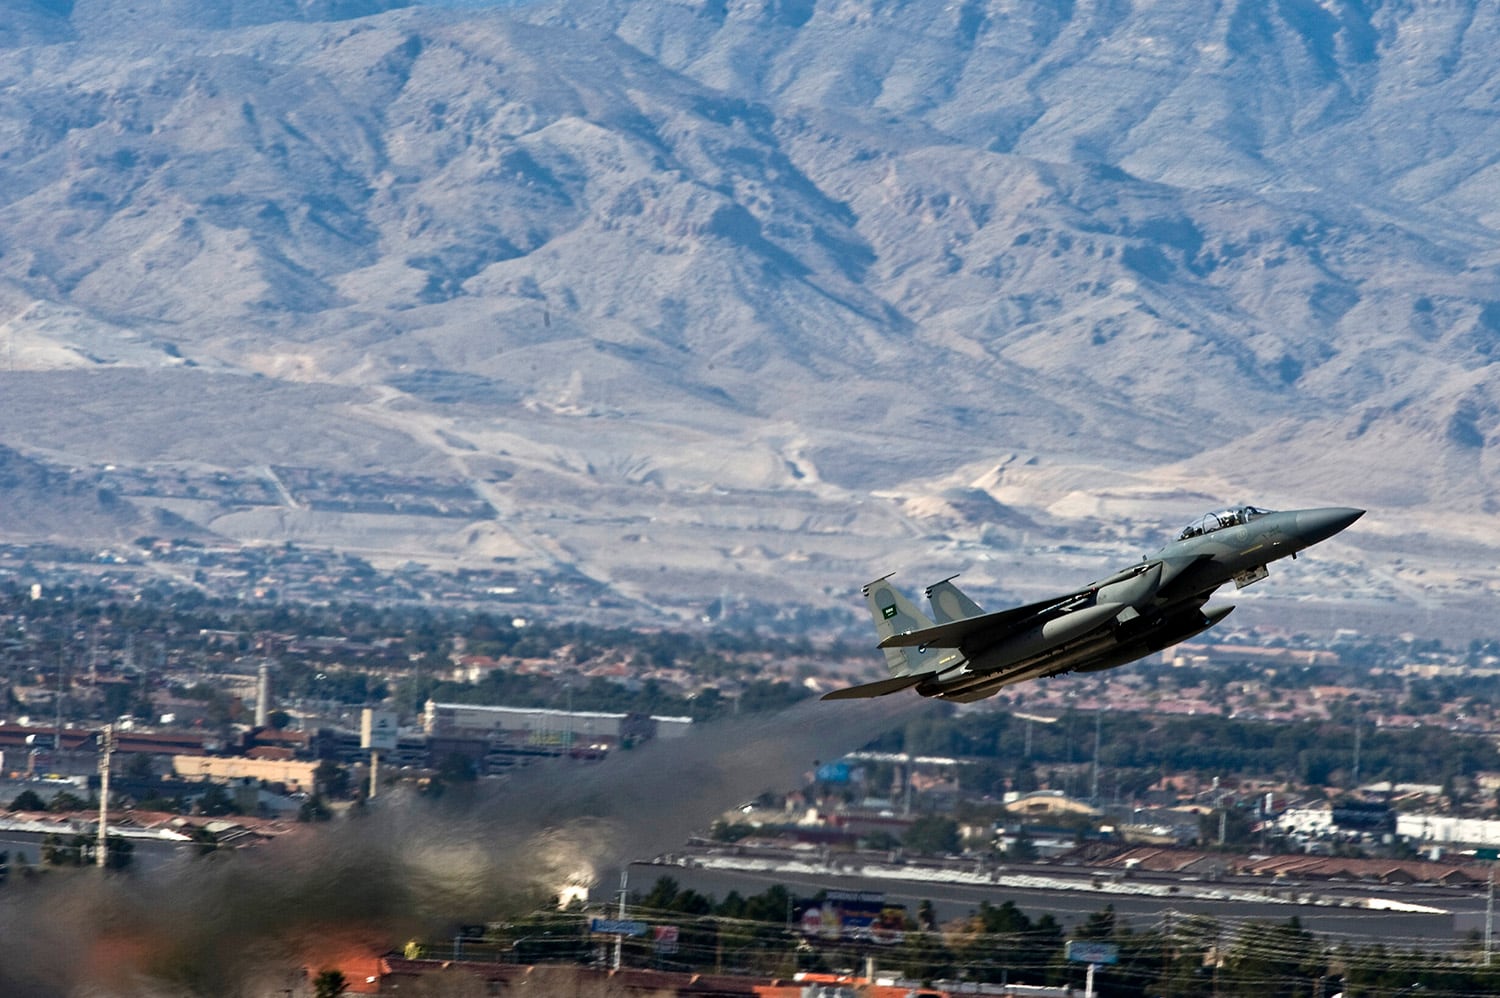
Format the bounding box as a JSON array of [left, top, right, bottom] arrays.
[[1094, 561, 1162, 607]]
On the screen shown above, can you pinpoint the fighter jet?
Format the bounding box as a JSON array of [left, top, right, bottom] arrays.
[[824, 505, 1363, 704]]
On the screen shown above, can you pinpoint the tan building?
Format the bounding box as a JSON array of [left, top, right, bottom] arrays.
[[1004, 791, 1102, 819], [172, 755, 319, 792]]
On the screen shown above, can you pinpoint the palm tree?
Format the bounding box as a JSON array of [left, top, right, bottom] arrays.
[[312, 968, 347, 997]]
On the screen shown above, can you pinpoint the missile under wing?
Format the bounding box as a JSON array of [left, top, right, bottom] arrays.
[[823, 504, 1363, 704]]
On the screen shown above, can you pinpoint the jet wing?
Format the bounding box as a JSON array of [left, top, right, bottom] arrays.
[[877, 589, 1094, 650], [820, 672, 936, 700]]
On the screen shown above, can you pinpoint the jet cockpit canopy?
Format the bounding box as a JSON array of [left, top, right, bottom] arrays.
[[1177, 505, 1275, 541]]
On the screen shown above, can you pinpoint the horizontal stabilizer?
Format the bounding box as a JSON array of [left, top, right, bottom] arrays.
[[821, 672, 935, 700], [878, 589, 1093, 650]]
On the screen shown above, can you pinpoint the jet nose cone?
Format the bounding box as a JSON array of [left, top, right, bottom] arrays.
[[1293, 507, 1365, 546]]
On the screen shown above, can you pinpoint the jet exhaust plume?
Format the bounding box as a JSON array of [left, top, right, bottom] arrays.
[[0, 695, 922, 995]]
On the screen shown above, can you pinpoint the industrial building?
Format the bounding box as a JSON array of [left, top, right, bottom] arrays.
[[422, 701, 692, 751], [171, 755, 319, 793]]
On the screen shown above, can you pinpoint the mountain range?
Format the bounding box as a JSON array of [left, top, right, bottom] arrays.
[[0, 0, 1496, 632]]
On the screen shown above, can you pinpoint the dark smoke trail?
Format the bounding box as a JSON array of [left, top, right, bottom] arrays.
[[479, 694, 927, 894], [0, 695, 925, 995]]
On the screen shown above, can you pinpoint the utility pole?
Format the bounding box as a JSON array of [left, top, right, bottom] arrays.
[[88, 623, 99, 689], [96, 724, 114, 868], [1213, 776, 1226, 847], [614, 869, 628, 971], [1352, 722, 1362, 789], [1486, 867, 1494, 967], [1090, 711, 1102, 804], [903, 751, 913, 816], [55, 633, 67, 770]]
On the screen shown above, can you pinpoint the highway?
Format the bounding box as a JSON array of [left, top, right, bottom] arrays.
[[629, 856, 1494, 951]]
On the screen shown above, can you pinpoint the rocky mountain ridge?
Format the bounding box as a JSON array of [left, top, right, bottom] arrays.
[[0, 0, 1495, 629]]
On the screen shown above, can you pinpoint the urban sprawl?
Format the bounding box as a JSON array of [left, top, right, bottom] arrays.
[[3, 547, 1500, 996]]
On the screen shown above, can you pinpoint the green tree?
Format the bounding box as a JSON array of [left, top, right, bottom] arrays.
[[124, 753, 154, 781], [315, 760, 352, 799], [949, 900, 1062, 985], [40, 833, 91, 866], [1147, 915, 1220, 997], [195, 782, 238, 817], [896, 923, 955, 984], [709, 820, 756, 843], [637, 876, 712, 916], [1076, 904, 1116, 940], [734, 884, 793, 924], [48, 790, 88, 813], [436, 752, 476, 784], [104, 834, 134, 871], [1005, 828, 1039, 862], [902, 815, 961, 855], [312, 969, 347, 998], [133, 794, 185, 813], [8, 789, 46, 811], [298, 794, 332, 822], [190, 825, 219, 857], [1218, 918, 1324, 998]]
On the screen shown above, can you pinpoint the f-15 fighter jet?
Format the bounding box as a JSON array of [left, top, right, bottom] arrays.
[[824, 505, 1363, 704]]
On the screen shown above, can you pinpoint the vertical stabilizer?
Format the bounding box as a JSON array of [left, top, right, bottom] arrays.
[[864, 575, 945, 678], [926, 576, 985, 623]]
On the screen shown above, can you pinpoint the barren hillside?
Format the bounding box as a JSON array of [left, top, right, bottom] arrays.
[[0, 0, 1495, 629]]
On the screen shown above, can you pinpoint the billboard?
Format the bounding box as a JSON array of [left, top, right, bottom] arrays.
[[1066, 941, 1119, 965], [796, 890, 906, 945], [1331, 799, 1396, 834], [590, 918, 648, 937], [361, 708, 398, 752], [653, 926, 679, 955], [816, 761, 852, 784]]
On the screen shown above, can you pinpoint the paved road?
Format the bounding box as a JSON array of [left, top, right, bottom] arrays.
[[629, 860, 1493, 951], [0, 826, 190, 875]]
